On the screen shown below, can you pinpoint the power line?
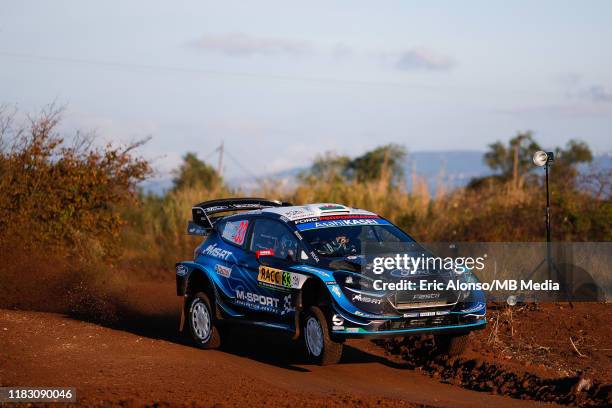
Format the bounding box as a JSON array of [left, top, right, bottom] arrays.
[[0, 51, 433, 89], [0, 51, 549, 95], [202, 148, 219, 161], [224, 148, 259, 180]]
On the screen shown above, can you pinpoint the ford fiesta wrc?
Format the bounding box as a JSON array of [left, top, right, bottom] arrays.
[[176, 198, 486, 365]]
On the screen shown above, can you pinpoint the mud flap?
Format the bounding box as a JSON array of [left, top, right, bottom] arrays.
[[292, 291, 302, 340], [179, 296, 186, 332]]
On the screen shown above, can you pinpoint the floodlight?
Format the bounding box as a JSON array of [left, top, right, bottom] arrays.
[[526, 150, 573, 304], [533, 151, 549, 167]]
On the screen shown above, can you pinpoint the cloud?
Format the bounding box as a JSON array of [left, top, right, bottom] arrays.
[[332, 43, 353, 59], [494, 103, 612, 118], [557, 73, 612, 104], [394, 47, 455, 71], [189, 33, 313, 57], [584, 85, 612, 103]]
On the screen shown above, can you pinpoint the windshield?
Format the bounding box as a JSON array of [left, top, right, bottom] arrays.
[[300, 224, 415, 258]]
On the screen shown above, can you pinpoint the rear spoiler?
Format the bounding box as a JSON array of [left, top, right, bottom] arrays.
[[188, 197, 292, 235]]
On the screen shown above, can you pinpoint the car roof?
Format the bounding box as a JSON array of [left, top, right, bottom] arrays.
[[260, 203, 378, 222]]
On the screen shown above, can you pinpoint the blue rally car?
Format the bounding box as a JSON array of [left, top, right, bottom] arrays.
[[176, 198, 486, 365]]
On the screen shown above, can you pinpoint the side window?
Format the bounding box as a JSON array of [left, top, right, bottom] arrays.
[[221, 219, 250, 247], [250, 219, 299, 261]]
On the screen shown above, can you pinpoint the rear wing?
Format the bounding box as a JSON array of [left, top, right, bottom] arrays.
[[188, 197, 292, 235]]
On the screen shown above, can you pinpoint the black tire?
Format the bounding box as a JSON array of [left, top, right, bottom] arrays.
[[303, 306, 343, 365], [187, 292, 221, 349], [435, 333, 469, 356]]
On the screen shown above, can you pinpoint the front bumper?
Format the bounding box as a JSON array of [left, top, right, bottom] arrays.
[[332, 318, 486, 338], [329, 301, 487, 338]]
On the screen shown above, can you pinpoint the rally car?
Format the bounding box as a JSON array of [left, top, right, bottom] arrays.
[[176, 198, 486, 365]]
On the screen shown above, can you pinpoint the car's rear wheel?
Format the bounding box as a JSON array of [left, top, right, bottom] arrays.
[[188, 292, 221, 349], [303, 306, 343, 365], [434, 333, 469, 356]]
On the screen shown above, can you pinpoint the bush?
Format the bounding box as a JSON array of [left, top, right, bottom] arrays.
[[0, 106, 150, 315]]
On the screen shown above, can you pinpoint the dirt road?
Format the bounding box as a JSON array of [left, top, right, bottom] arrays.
[[0, 282, 559, 407]]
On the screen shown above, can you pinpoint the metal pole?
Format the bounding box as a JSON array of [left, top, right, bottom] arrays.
[[217, 141, 224, 176], [545, 163, 552, 280]]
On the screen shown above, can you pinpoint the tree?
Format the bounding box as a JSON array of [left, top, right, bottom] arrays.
[[473, 132, 593, 190], [299, 152, 351, 183], [348, 144, 406, 185], [484, 131, 541, 188], [172, 152, 221, 191], [299, 144, 407, 186], [551, 139, 593, 189]]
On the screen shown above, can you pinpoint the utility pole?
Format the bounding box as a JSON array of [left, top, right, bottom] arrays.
[[217, 141, 224, 176], [513, 144, 519, 189]]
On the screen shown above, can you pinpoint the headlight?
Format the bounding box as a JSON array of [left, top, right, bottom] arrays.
[[334, 271, 372, 290], [458, 270, 478, 300]]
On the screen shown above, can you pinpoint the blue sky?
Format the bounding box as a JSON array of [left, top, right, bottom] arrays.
[[1, 1, 611, 179]]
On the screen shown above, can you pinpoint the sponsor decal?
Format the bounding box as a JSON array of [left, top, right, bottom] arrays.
[[281, 209, 318, 221], [204, 205, 229, 213], [332, 325, 345, 331], [332, 314, 344, 326], [257, 266, 307, 290], [309, 251, 320, 263], [331, 285, 342, 298], [319, 204, 346, 211], [214, 264, 232, 278], [281, 294, 294, 316], [234, 203, 261, 208], [235, 289, 280, 313], [403, 310, 450, 318], [316, 219, 379, 228], [256, 249, 275, 258], [176, 265, 188, 276], [203, 243, 233, 260], [296, 218, 390, 231], [319, 215, 378, 221], [293, 214, 378, 224], [351, 293, 382, 305], [294, 217, 319, 224], [412, 293, 440, 300]]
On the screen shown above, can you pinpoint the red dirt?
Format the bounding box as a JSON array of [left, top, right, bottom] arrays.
[[380, 302, 611, 407], [0, 281, 609, 407]]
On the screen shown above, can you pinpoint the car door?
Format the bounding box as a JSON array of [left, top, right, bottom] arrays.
[[231, 218, 302, 323]]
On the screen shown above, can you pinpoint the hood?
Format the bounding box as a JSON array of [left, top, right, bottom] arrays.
[[322, 255, 461, 316]]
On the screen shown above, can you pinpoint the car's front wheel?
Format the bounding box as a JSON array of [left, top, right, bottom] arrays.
[[187, 292, 221, 349], [303, 306, 343, 365]]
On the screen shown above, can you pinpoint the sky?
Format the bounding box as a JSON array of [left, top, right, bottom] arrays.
[[1, 1, 611, 180]]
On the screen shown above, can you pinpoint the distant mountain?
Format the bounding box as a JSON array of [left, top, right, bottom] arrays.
[[226, 150, 491, 193], [139, 178, 173, 196], [140, 151, 611, 195]]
